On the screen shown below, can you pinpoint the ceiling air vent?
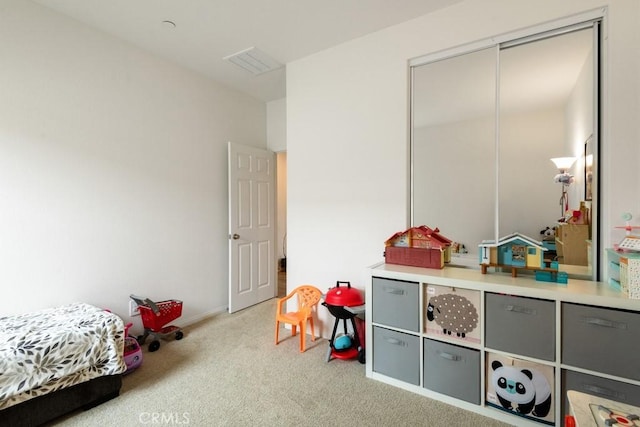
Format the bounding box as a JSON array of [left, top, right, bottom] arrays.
[[223, 47, 282, 75]]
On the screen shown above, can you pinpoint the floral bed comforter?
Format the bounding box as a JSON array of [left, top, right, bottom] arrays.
[[0, 302, 127, 410]]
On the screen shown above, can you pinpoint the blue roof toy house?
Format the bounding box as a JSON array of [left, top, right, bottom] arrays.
[[479, 233, 564, 282]]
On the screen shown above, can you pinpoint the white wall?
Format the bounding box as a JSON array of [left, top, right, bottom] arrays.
[[500, 107, 566, 236], [267, 98, 287, 153], [565, 49, 594, 219], [413, 116, 495, 252], [413, 107, 564, 253], [276, 152, 287, 266], [287, 0, 640, 337], [0, 0, 267, 327], [267, 98, 287, 267]]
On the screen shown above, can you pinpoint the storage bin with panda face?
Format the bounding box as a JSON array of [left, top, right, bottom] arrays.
[[485, 352, 555, 426]]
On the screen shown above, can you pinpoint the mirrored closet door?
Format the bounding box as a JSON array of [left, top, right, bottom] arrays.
[[411, 20, 601, 280]]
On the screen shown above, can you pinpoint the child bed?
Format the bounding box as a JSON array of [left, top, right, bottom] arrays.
[[0, 302, 127, 426]]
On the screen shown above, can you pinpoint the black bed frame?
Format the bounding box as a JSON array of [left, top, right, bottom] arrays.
[[0, 375, 122, 427]]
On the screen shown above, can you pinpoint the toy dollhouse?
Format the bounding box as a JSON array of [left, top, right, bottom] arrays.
[[479, 232, 567, 283], [384, 226, 452, 269]]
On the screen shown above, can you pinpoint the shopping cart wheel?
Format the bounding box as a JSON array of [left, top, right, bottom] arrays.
[[148, 340, 160, 352], [136, 335, 146, 345], [175, 331, 184, 340]]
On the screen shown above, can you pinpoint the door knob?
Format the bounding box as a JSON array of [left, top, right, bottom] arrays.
[[231, 233, 240, 240]]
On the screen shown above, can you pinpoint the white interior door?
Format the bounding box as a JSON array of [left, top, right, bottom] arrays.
[[228, 142, 276, 313]]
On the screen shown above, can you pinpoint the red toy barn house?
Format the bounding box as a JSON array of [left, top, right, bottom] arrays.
[[384, 226, 452, 269]]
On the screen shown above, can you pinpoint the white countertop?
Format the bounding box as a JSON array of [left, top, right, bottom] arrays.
[[369, 262, 640, 311]]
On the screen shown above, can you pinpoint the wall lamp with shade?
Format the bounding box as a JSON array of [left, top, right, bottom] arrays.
[[551, 157, 577, 217]]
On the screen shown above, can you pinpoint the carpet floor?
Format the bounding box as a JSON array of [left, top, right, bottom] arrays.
[[51, 298, 511, 426]]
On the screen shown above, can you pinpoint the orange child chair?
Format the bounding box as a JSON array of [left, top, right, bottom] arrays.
[[274, 285, 322, 352]]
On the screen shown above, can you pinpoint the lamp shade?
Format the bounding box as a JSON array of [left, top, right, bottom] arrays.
[[550, 157, 577, 172]]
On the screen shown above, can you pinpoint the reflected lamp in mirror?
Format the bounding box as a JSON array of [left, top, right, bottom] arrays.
[[551, 156, 577, 173], [551, 157, 577, 217]]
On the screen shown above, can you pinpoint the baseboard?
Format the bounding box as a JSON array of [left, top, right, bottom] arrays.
[[179, 305, 228, 327]]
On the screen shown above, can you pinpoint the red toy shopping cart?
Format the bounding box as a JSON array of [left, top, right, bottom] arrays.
[[130, 295, 184, 352]]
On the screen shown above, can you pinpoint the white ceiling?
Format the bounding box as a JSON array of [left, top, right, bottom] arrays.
[[33, 0, 463, 102]]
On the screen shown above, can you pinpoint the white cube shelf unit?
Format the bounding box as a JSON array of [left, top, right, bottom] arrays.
[[366, 262, 640, 427]]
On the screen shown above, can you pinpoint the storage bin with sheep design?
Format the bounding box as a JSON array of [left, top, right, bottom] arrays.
[[424, 284, 480, 344]]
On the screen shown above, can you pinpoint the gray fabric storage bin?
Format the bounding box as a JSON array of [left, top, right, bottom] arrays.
[[485, 293, 555, 361], [423, 338, 480, 404], [373, 326, 420, 385], [372, 277, 419, 332], [562, 302, 640, 380], [561, 369, 640, 417]]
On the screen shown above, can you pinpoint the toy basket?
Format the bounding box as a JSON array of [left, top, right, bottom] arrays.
[[138, 299, 182, 331], [130, 295, 184, 352]]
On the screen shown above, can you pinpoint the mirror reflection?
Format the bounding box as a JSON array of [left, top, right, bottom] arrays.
[[412, 47, 496, 255], [411, 26, 597, 279]]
